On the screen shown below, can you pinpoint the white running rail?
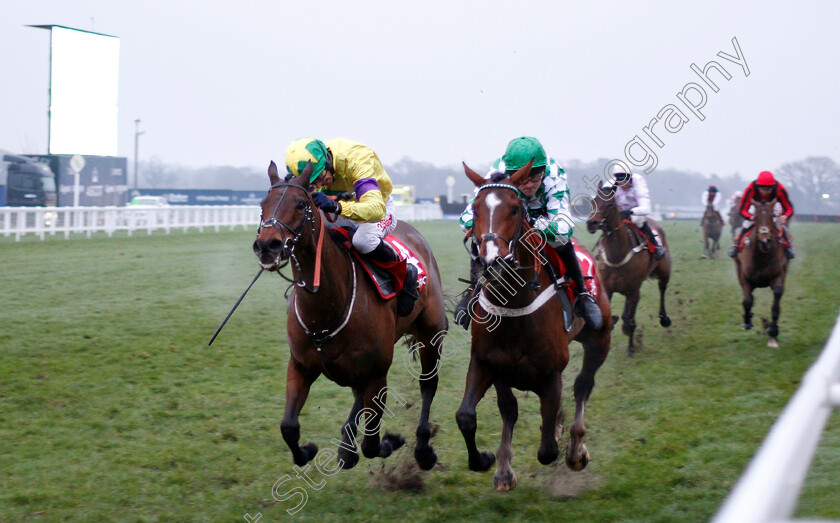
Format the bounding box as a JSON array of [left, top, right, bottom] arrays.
[[714, 310, 840, 522], [0, 204, 444, 241]]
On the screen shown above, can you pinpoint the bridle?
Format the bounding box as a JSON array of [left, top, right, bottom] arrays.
[[257, 181, 322, 293]]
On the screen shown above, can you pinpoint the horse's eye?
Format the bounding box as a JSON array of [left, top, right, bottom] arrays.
[[512, 206, 519, 215], [296, 200, 307, 210]]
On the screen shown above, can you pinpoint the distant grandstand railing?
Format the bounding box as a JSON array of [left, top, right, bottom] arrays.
[[714, 310, 840, 522], [0, 204, 443, 241]]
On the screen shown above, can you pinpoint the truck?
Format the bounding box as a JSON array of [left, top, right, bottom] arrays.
[[0, 153, 128, 207], [0, 154, 58, 207]]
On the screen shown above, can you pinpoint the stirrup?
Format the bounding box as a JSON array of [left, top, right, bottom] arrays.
[[454, 284, 476, 330], [727, 245, 738, 258], [784, 247, 795, 259]]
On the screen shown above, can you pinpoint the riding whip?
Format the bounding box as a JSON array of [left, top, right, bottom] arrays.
[[208, 268, 264, 346]]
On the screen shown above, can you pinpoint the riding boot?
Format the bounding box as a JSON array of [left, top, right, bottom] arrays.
[[782, 228, 795, 259], [368, 240, 419, 317], [728, 229, 743, 258], [640, 222, 666, 260], [556, 242, 603, 330], [454, 256, 482, 330]]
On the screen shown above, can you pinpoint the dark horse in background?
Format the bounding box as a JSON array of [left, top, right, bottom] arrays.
[[456, 161, 611, 491], [587, 182, 671, 355], [734, 198, 790, 348], [702, 202, 723, 258], [252, 161, 448, 471]]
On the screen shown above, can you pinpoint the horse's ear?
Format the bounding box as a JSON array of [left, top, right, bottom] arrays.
[[463, 162, 487, 187], [508, 158, 535, 187], [268, 161, 281, 185], [297, 161, 313, 189]]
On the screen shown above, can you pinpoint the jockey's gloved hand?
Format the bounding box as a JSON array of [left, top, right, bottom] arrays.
[[620, 209, 633, 220], [312, 192, 341, 214]]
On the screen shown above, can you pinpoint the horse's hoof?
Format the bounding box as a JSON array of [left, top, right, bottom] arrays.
[[767, 338, 779, 349], [659, 316, 672, 328], [742, 323, 753, 330], [565, 443, 590, 471], [537, 445, 559, 465], [415, 445, 438, 471], [379, 433, 406, 458], [338, 449, 359, 469], [493, 470, 517, 492], [469, 451, 495, 472], [295, 443, 319, 466]]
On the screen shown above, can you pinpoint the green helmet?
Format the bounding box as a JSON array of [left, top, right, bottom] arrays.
[[285, 138, 329, 183], [502, 136, 547, 172]]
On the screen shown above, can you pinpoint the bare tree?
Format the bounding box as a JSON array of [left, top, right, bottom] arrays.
[[142, 156, 177, 188], [776, 156, 839, 214]]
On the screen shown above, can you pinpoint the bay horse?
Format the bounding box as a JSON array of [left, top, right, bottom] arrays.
[[702, 202, 723, 258], [252, 161, 448, 471], [586, 182, 672, 355], [455, 161, 612, 491], [734, 198, 790, 348]]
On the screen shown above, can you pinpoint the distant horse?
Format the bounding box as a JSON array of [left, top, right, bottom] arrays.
[[252, 161, 448, 471], [455, 161, 612, 491], [734, 198, 790, 348], [728, 204, 742, 241], [702, 202, 723, 258], [586, 183, 671, 355]]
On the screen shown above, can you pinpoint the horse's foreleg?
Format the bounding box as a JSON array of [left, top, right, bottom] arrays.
[[359, 377, 405, 460], [622, 290, 640, 355], [567, 334, 610, 471], [493, 382, 518, 491], [456, 357, 495, 472], [741, 282, 754, 329], [281, 357, 319, 466], [413, 334, 441, 470], [767, 282, 784, 339], [536, 372, 563, 465], [335, 393, 363, 469]]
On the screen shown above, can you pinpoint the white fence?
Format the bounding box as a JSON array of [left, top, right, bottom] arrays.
[[0, 204, 443, 241], [714, 310, 840, 522]]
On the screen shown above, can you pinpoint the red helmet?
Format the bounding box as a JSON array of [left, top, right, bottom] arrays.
[[756, 171, 776, 186]]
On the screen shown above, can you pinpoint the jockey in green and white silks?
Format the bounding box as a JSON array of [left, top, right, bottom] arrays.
[[454, 136, 602, 331], [459, 156, 573, 244]]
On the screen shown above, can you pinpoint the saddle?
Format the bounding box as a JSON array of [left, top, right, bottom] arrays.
[[329, 227, 427, 300], [624, 220, 657, 254]]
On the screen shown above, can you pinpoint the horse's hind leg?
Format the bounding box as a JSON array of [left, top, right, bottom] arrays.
[[536, 372, 563, 465], [456, 357, 495, 472], [411, 325, 445, 470], [335, 393, 363, 469], [359, 377, 406, 460], [493, 382, 518, 491], [655, 263, 672, 328], [281, 358, 320, 466], [567, 332, 611, 470], [621, 289, 640, 355], [767, 282, 784, 344]]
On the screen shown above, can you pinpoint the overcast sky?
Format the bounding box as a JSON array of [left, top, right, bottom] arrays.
[[2, 0, 839, 181]]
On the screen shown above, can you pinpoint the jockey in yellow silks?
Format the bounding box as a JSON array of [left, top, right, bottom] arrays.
[[284, 137, 417, 316]]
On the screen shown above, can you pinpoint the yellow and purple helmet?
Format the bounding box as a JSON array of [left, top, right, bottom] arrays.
[[285, 138, 329, 183]]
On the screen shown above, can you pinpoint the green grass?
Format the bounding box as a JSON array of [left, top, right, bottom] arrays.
[[1, 221, 838, 521]]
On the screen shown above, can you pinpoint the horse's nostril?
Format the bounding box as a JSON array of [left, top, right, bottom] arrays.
[[268, 239, 284, 251]]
